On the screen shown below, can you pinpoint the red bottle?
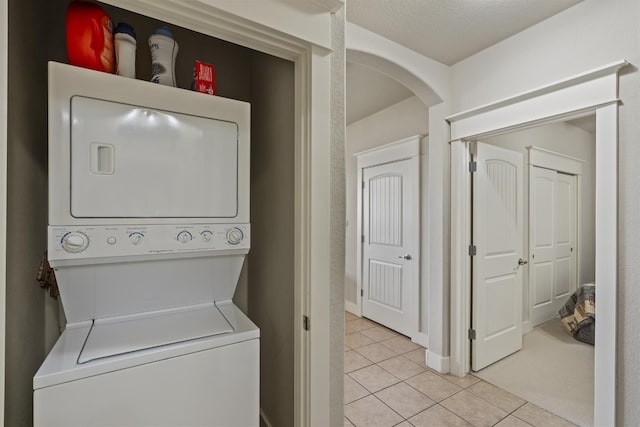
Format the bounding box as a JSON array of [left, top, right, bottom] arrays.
[[66, 1, 115, 73]]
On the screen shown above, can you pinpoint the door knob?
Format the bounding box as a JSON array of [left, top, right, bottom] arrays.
[[518, 258, 528, 266], [398, 254, 412, 260]]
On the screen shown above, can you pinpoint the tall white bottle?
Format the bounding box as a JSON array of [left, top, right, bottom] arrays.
[[148, 27, 178, 87], [114, 23, 136, 78]]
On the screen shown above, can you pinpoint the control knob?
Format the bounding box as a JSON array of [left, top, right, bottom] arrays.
[[129, 232, 144, 246], [226, 227, 244, 245], [201, 230, 214, 242], [61, 232, 89, 253], [177, 230, 193, 243]]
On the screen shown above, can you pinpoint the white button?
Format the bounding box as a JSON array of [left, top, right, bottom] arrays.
[[107, 236, 117, 245]]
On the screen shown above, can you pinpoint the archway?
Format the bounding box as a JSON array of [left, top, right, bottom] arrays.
[[345, 22, 451, 371]]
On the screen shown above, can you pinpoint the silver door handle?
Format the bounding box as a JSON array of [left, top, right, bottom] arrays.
[[518, 258, 528, 266], [398, 254, 412, 260]]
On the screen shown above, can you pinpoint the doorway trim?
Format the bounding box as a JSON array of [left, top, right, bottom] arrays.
[[355, 135, 422, 342], [448, 60, 628, 427]]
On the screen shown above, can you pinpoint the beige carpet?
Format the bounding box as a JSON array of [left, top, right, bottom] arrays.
[[474, 319, 594, 426]]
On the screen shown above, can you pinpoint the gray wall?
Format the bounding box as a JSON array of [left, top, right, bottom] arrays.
[[46, 1, 254, 102], [5, 1, 48, 425], [248, 51, 295, 427]]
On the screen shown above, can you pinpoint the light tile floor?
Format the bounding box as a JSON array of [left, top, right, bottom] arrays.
[[344, 312, 577, 427]]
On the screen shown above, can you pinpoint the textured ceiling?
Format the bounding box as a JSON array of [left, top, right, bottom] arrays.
[[346, 0, 583, 126], [347, 62, 414, 125], [347, 0, 582, 65]]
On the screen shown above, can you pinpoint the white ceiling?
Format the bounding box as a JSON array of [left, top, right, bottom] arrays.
[[346, 0, 583, 125], [346, 0, 582, 66]]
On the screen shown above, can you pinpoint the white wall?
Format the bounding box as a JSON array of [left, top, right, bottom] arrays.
[[345, 95, 428, 305], [484, 121, 596, 323], [450, 1, 640, 423]]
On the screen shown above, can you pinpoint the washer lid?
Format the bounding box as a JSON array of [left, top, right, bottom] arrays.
[[78, 304, 233, 364]]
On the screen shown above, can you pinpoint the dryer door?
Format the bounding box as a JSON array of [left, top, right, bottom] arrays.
[[70, 96, 239, 218]]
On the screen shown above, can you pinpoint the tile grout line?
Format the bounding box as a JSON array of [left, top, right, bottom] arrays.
[[345, 390, 410, 425], [346, 365, 403, 396], [346, 341, 430, 424], [461, 382, 523, 414], [345, 316, 440, 426], [491, 401, 533, 427], [351, 348, 416, 366], [509, 403, 578, 427], [345, 314, 578, 427]]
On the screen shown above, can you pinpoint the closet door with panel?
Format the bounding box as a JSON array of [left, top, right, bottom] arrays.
[[529, 166, 577, 327]]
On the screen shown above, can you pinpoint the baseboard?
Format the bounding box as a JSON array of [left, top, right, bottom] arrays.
[[426, 350, 450, 373], [260, 409, 273, 427], [522, 320, 533, 335], [345, 300, 361, 317], [412, 331, 429, 348]]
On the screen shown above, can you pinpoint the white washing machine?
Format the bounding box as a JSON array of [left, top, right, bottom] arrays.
[[33, 63, 258, 427]]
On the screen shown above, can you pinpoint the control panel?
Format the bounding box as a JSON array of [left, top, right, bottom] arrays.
[[48, 224, 250, 260]]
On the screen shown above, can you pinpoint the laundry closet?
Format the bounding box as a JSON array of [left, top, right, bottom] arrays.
[[6, 1, 295, 425]]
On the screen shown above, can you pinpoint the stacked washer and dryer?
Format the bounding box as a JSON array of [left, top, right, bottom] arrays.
[[33, 62, 259, 426]]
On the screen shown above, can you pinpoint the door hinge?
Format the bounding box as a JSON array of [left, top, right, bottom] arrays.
[[468, 329, 476, 340], [362, 181, 365, 189], [469, 161, 477, 173], [468, 245, 477, 256], [303, 315, 310, 331], [361, 234, 365, 243], [360, 289, 364, 297]]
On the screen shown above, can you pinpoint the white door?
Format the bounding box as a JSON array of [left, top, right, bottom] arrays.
[[70, 97, 239, 218], [472, 142, 524, 371], [529, 167, 577, 326], [362, 158, 418, 337]]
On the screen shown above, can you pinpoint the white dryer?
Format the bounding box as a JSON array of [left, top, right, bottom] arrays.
[[34, 62, 258, 427]]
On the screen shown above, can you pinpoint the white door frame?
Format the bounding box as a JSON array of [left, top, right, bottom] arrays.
[[449, 60, 628, 427], [355, 135, 421, 339], [526, 146, 584, 332], [86, 1, 336, 426]]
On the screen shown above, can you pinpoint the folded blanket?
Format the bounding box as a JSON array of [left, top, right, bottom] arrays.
[[559, 283, 595, 345]]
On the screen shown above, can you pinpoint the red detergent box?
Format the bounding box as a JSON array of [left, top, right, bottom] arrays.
[[192, 60, 216, 95]]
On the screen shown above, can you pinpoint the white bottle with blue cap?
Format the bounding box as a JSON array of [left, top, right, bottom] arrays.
[[114, 23, 136, 78], [148, 27, 178, 87]]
